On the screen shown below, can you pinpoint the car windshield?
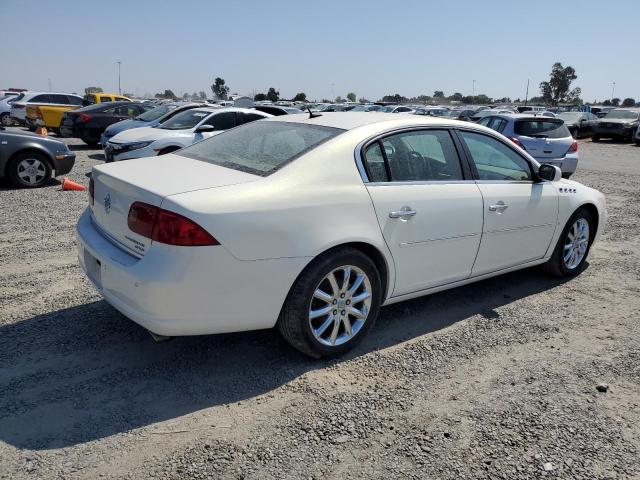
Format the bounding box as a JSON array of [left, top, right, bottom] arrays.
[[605, 110, 639, 120], [136, 104, 172, 121], [514, 119, 570, 138], [160, 109, 211, 130], [178, 121, 344, 176]]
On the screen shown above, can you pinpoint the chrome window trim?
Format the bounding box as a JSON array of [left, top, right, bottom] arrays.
[[353, 123, 467, 184], [366, 180, 477, 187]]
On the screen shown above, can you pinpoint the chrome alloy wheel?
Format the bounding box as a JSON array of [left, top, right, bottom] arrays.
[[308, 265, 372, 346], [563, 218, 590, 269], [17, 158, 47, 185]]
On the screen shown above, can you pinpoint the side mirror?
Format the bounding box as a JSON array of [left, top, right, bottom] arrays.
[[194, 124, 215, 133], [538, 164, 562, 182]]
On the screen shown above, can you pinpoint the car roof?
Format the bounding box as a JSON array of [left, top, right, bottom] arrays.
[[263, 112, 478, 130]]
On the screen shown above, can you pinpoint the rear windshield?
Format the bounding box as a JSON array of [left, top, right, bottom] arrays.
[[605, 110, 639, 120], [514, 119, 570, 138], [178, 121, 344, 176]]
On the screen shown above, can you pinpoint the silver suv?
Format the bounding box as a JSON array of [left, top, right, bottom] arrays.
[[477, 113, 578, 178]]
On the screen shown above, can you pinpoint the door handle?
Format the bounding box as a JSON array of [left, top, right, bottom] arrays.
[[488, 201, 508, 213], [389, 207, 417, 219]]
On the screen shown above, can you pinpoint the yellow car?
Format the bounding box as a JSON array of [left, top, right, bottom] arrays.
[[84, 93, 131, 104], [27, 104, 82, 130]]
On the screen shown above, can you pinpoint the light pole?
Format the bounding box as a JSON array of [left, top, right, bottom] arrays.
[[611, 81, 615, 103], [116, 61, 122, 95], [472, 80, 476, 104]]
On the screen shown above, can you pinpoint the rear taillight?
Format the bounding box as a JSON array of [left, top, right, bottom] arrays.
[[78, 113, 92, 123], [127, 202, 219, 246], [568, 140, 578, 153], [508, 136, 526, 150], [89, 177, 94, 205]]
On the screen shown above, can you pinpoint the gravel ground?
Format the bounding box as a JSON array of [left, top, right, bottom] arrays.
[[0, 129, 639, 479]]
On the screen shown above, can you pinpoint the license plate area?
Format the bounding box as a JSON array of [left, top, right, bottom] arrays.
[[84, 248, 103, 290]]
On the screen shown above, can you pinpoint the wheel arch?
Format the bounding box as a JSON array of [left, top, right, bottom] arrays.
[[5, 147, 54, 176], [577, 202, 599, 242], [157, 145, 181, 155], [308, 241, 393, 302]]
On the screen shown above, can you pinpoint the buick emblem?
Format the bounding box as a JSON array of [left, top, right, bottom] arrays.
[[104, 193, 112, 214]]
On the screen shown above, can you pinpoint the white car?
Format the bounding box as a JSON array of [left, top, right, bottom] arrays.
[[104, 107, 271, 161], [77, 113, 606, 358], [10, 91, 85, 126]]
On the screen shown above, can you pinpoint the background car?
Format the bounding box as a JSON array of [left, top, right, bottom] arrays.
[[60, 101, 153, 146], [443, 109, 475, 121], [100, 102, 207, 146], [0, 124, 75, 188], [470, 109, 516, 122], [556, 111, 599, 138], [78, 112, 605, 358], [0, 95, 19, 126], [10, 92, 85, 128], [84, 93, 131, 104], [349, 104, 385, 112], [378, 105, 415, 113], [104, 107, 271, 161], [635, 124, 640, 146], [593, 109, 640, 142], [477, 113, 578, 178]]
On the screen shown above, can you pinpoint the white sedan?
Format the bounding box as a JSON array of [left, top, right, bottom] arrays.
[[77, 113, 606, 358], [103, 107, 271, 161]]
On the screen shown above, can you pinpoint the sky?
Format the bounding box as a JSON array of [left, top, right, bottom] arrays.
[[1, 0, 638, 103]]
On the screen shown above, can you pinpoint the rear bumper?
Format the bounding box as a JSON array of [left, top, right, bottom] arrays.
[[76, 208, 307, 336], [53, 152, 76, 176], [536, 153, 578, 174]]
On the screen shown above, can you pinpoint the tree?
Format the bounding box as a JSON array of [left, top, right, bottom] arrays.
[[410, 95, 432, 103], [266, 87, 279, 102], [358, 97, 370, 103], [602, 99, 612, 106], [611, 98, 621, 107], [182, 93, 190, 100], [539, 62, 579, 106], [347, 92, 356, 102], [155, 89, 176, 99], [211, 77, 229, 100], [622, 98, 636, 107], [199, 91, 207, 100], [254, 93, 267, 101], [84, 86, 103, 94], [381, 94, 408, 103], [335, 96, 343, 103], [433, 90, 445, 98], [293, 92, 307, 102], [449, 92, 463, 101]]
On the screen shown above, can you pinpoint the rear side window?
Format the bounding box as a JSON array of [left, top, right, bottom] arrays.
[[488, 117, 508, 133], [204, 111, 236, 130], [30, 94, 51, 103], [179, 121, 343, 176], [237, 112, 267, 124], [66, 95, 84, 105], [51, 94, 69, 104], [363, 143, 389, 182], [514, 120, 570, 139]]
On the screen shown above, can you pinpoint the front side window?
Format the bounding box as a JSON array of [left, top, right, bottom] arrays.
[[374, 129, 463, 182], [30, 94, 51, 103], [459, 130, 532, 181], [101, 97, 112, 102], [178, 121, 343, 176], [488, 117, 507, 133]]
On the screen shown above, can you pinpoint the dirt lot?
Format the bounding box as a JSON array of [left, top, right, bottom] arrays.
[[1, 130, 639, 479]]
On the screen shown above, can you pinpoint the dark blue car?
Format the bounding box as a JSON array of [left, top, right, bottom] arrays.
[[100, 102, 205, 146]]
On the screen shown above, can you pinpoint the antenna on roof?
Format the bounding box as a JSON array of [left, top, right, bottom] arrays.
[[307, 106, 322, 119]]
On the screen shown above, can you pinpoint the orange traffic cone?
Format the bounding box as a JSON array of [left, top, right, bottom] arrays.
[[61, 177, 86, 191], [36, 126, 48, 136]]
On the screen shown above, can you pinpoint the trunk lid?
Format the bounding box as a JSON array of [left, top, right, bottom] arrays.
[[90, 153, 259, 256], [514, 118, 573, 159]]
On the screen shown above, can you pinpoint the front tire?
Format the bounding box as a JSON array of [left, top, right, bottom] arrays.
[[543, 208, 594, 277], [277, 247, 382, 358], [7, 152, 52, 188], [0, 112, 12, 127]]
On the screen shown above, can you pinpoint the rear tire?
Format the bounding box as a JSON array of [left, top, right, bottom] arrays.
[[7, 152, 52, 188], [277, 247, 382, 358], [0, 113, 12, 127], [542, 208, 594, 278]]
